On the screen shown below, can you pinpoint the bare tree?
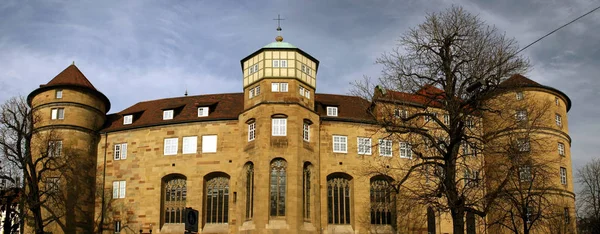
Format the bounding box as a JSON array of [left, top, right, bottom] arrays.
[[352, 6, 530, 234], [0, 96, 92, 233], [577, 158, 600, 234]]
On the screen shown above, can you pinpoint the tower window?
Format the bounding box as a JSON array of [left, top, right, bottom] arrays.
[[560, 167, 567, 185], [272, 60, 287, 68], [303, 123, 310, 142], [245, 163, 254, 220], [248, 122, 256, 141], [558, 142, 565, 156], [270, 159, 287, 217], [114, 143, 127, 160], [327, 107, 338, 117], [555, 114, 562, 127], [516, 110, 528, 122], [519, 166, 532, 182], [123, 115, 133, 125], [333, 135, 348, 153], [198, 107, 209, 117], [51, 108, 64, 120], [301, 64, 312, 75], [163, 110, 174, 120], [249, 64, 259, 74], [272, 118, 287, 136], [164, 138, 178, 155], [517, 138, 530, 152], [271, 82, 288, 92], [516, 91, 523, 100], [48, 140, 62, 157], [46, 177, 60, 194], [303, 163, 312, 221], [273, 60, 279, 68], [55, 89, 63, 99], [555, 97, 560, 106]]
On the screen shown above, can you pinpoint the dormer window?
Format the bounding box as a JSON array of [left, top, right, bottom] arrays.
[[198, 107, 209, 117], [123, 115, 133, 125], [326, 107, 338, 117], [163, 110, 174, 120], [56, 89, 63, 99]]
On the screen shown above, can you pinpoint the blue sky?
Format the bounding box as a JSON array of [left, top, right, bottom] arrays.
[[1, 0, 599, 182]]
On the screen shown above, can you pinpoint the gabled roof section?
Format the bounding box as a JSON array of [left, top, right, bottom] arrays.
[[44, 64, 97, 90]]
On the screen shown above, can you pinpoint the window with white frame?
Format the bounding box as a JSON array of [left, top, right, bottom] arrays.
[[560, 167, 567, 185], [271, 82, 288, 92], [46, 177, 60, 194], [48, 140, 62, 157], [55, 89, 63, 99], [333, 135, 347, 153], [516, 91, 524, 100], [202, 135, 217, 153], [164, 138, 178, 155], [249, 86, 261, 98], [248, 122, 256, 141], [400, 142, 412, 158], [123, 115, 133, 125], [182, 136, 197, 154], [114, 143, 127, 160], [305, 89, 310, 99], [555, 114, 562, 127], [272, 118, 287, 136], [273, 60, 279, 67], [163, 110, 174, 120], [326, 107, 338, 117], [379, 139, 392, 157], [112, 181, 126, 199], [558, 142, 565, 156], [198, 107, 209, 117], [519, 166, 532, 182], [303, 123, 310, 142], [298, 86, 310, 99], [517, 138, 530, 152], [395, 109, 408, 118], [51, 108, 65, 120], [272, 60, 287, 67], [443, 114, 450, 125], [358, 137, 372, 155], [516, 110, 528, 122], [299, 86, 304, 96], [249, 88, 254, 98]]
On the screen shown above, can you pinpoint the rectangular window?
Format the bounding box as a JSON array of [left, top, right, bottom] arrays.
[[280, 83, 288, 92], [46, 177, 60, 194], [249, 88, 254, 98], [273, 60, 279, 67], [56, 89, 63, 99], [123, 115, 133, 125], [400, 142, 412, 159], [202, 135, 218, 153], [164, 138, 178, 155], [519, 166, 532, 182], [272, 83, 279, 92], [564, 208, 570, 224], [299, 86, 305, 96], [558, 142, 565, 156], [272, 118, 287, 136], [466, 119, 475, 129], [555, 114, 562, 126], [443, 114, 450, 125], [462, 141, 470, 156], [517, 138, 530, 152], [112, 181, 126, 199], [516, 110, 528, 122], [280, 60, 288, 67], [182, 136, 198, 154], [163, 110, 174, 120], [379, 139, 392, 157], [333, 135, 347, 153], [248, 123, 256, 141], [327, 107, 338, 117], [48, 140, 62, 157], [555, 97, 560, 106], [516, 91, 523, 100], [51, 108, 64, 120], [305, 90, 310, 99], [255, 86, 260, 95], [303, 123, 310, 142], [253, 64, 259, 73], [198, 107, 209, 117], [560, 167, 567, 185], [358, 137, 372, 155], [113, 143, 127, 160]]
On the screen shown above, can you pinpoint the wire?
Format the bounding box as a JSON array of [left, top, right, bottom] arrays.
[[517, 4, 600, 53]]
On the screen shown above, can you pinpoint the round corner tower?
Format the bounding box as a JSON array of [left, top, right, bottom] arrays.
[[483, 74, 575, 233], [27, 64, 110, 233]]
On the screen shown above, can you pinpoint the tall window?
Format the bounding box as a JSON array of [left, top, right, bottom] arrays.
[[114, 143, 127, 160], [327, 174, 351, 224], [519, 166, 532, 182], [370, 177, 394, 225], [55, 89, 63, 99], [303, 123, 310, 142], [303, 163, 313, 221], [379, 139, 392, 157], [48, 140, 62, 157], [162, 175, 186, 224], [270, 159, 287, 216], [205, 175, 230, 224], [560, 167, 567, 185], [555, 114, 562, 126], [427, 207, 436, 234], [272, 118, 287, 136], [245, 163, 254, 220], [443, 114, 450, 125], [112, 181, 126, 199], [558, 142, 565, 156], [248, 122, 256, 141]]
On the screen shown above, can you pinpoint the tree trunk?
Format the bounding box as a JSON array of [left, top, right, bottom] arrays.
[[451, 208, 465, 234], [2, 197, 13, 234]]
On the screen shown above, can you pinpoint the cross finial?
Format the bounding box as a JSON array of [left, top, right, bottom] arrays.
[[273, 14, 285, 32]]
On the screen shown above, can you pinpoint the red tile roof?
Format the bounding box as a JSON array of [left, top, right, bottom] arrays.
[[42, 64, 97, 90], [500, 74, 542, 88], [315, 94, 375, 122]]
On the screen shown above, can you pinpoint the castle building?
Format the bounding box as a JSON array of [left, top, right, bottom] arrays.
[[26, 34, 575, 234]]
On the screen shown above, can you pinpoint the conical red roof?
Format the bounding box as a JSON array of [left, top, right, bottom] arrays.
[[500, 74, 542, 87], [42, 64, 97, 90]]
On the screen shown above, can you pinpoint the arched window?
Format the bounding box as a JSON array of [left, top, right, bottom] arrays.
[[205, 174, 229, 224], [427, 207, 436, 233], [303, 162, 313, 221], [270, 158, 287, 216], [370, 177, 395, 225], [327, 174, 352, 224], [162, 175, 187, 225], [245, 162, 254, 220]]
